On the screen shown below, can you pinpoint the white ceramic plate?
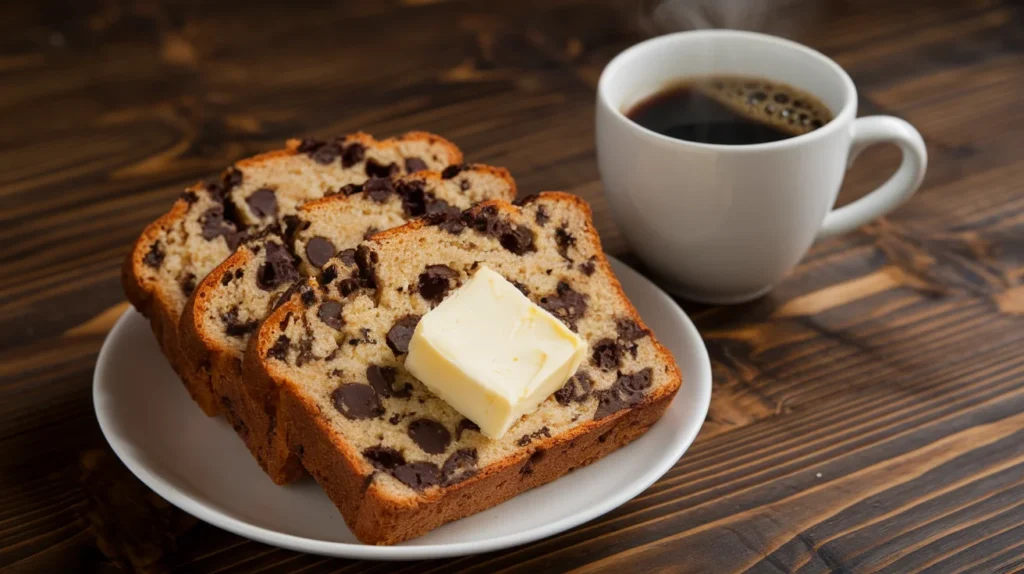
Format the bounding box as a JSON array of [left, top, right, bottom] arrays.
[[94, 257, 711, 560]]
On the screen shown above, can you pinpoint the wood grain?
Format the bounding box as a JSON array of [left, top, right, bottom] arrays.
[[1, 0, 1022, 572]]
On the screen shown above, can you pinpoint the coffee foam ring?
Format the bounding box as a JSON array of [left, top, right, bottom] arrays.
[[698, 78, 832, 137]]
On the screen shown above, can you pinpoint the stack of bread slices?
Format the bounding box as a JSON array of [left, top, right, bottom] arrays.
[[124, 132, 682, 545]]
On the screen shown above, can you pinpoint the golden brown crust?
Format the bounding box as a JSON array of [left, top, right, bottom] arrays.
[[179, 248, 307, 483], [357, 389, 672, 544], [122, 191, 221, 414], [244, 192, 683, 544], [124, 131, 463, 419]]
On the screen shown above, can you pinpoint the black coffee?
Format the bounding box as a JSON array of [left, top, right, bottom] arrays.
[[625, 75, 833, 145]]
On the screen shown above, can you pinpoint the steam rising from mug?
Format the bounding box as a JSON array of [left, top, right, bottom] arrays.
[[635, 0, 822, 37]]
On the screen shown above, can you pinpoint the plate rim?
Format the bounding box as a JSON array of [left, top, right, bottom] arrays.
[[93, 256, 712, 560]]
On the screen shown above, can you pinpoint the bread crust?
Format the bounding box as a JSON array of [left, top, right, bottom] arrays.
[[121, 190, 223, 412], [243, 193, 683, 544], [285, 361, 673, 545], [122, 132, 463, 417], [179, 247, 306, 483]]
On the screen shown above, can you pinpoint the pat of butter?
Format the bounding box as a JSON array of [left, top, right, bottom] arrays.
[[405, 266, 587, 439]]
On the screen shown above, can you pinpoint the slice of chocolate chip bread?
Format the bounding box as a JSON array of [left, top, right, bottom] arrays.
[[122, 132, 462, 416], [180, 165, 516, 484], [243, 193, 682, 544]]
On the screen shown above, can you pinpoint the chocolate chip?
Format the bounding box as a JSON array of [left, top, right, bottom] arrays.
[[280, 215, 302, 245], [335, 183, 360, 196], [331, 383, 384, 420], [441, 449, 478, 485], [418, 264, 458, 303], [438, 216, 465, 234], [395, 180, 427, 217], [620, 367, 653, 393], [297, 138, 324, 153], [616, 318, 648, 342], [143, 241, 164, 269], [464, 205, 535, 255], [386, 315, 421, 355], [425, 197, 451, 215], [317, 301, 344, 330], [555, 225, 576, 261], [591, 338, 622, 370], [363, 227, 379, 240], [320, 265, 338, 286], [199, 205, 239, 243], [181, 190, 199, 204], [539, 282, 588, 331], [363, 446, 406, 470], [222, 306, 259, 337], [515, 193, 540, 206], [204, 181, 224, 201], [521, 449, 545, 476], [181, 273, 197, 296], [364, 177, 395, 203], [221, 271, 233, 286], [456, 418, 480, 440], [579, 258, 596, 276], [273, 281, 304, 310], [366, 365, 394, 398], [441, 164, 463, 179], [392, 462, 441, 490], [337, 278, 360, 297], [516, 426, 551, 447], [405, 157, 428, 173], [257, 242, 299, 290], [389, 414, 402, 425], [356, 245, 378, 267], [592, 393, 622, 420], [408, 418, 451, 454], [245, 188, 277, 218], [341, 142, 365, 167], [223, 167, 243, 191], [337, 248, 357, 267], [366, 159, 399, 179], [465, 204, 503, 233], [554, 371, 593, 405], [511, 281, 530, 296], [499, 225, 534, 254], [593, 368, 653, 420], [425, 207, 465, 234], [305, 236, 336, 268], [301, 285, 316, 306], [366, 365, 411, 398], [267, 335, 290, 360], [313, 143, 342, 165], [535, 205, 550, 226]]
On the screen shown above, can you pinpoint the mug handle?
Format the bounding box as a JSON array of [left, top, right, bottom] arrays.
[[816, 116, 928, 239]]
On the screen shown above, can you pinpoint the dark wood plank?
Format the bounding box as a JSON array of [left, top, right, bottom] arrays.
[[0, 0, 1021, 571]]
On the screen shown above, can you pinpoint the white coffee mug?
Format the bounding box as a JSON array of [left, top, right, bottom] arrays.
[[596, 30, 927, 304]]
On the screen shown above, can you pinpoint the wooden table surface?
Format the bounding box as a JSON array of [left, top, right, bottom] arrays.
[[3, 0, 1023, 572]]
